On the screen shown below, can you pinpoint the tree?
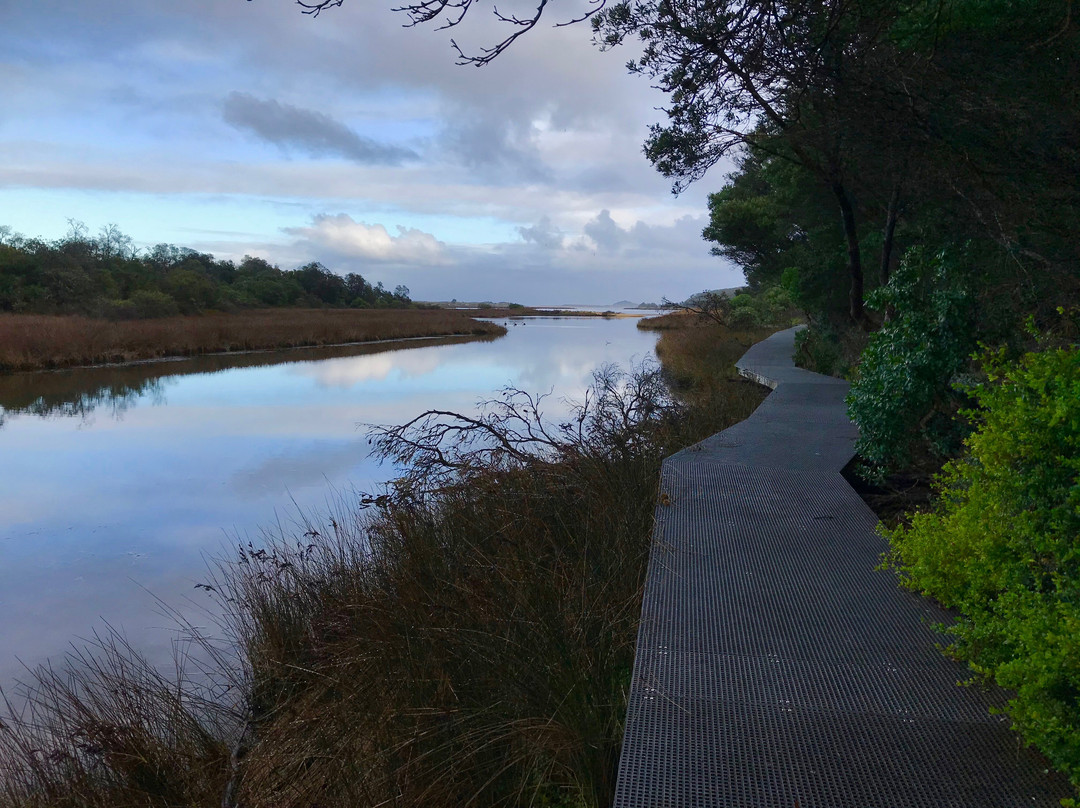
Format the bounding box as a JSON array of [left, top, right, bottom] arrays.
[[703, 150, 850, 320], [286, 0, 1079, 330], [288, 0, 930, 325], [293, 261, 347, 304]]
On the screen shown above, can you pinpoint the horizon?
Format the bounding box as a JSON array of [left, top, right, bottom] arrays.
[[0, 0, 744, 304]]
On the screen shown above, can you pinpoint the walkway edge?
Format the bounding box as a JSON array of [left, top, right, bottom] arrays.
[[612, 325, 1070, 808]]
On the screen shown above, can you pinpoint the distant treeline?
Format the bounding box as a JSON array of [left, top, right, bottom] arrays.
[[0, 223, 413, 318]]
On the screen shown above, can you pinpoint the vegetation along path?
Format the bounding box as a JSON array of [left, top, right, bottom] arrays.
[[613, 326, 1071, 807]]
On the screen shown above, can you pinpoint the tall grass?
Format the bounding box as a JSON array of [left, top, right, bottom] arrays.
[[0, 630, 241, 807], [641, 313, 773, 436], [0, 309, 505, 373], [1, 319, 773, 808]]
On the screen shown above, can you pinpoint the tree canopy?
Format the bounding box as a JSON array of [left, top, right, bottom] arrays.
[[0, 224, 413, 317]]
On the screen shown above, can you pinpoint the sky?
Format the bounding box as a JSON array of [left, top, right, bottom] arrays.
[[0, 0, 744, 304]]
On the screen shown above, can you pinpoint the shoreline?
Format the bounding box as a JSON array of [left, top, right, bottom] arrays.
[[0, 309, 507, 374], [17, 332, 501, 375]]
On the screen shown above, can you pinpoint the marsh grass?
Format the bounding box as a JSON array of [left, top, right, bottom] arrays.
[[641, 313, 773, 436], [0, 630, 241, 808], [1, 320, 773, 808], [0, 309, 505, 373]]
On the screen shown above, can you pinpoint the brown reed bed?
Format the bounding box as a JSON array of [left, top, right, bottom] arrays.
[[645, 314, 774, 436], [0, 317, 780, 808], [0, 309, 506, 373], [635, 309, 695, 330]]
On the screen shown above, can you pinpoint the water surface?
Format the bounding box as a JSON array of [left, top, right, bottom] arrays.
[[0, 318, 656, 684]]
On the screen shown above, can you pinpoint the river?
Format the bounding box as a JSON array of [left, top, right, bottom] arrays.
[[0, 316, 657, 685]]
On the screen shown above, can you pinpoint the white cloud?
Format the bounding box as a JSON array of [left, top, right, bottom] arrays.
[[286, 214, 448, 265]]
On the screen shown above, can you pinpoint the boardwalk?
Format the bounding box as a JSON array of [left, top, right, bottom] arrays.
[[613, 326, 1070, 808]]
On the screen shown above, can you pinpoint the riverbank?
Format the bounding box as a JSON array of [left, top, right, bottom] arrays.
[[0, 317, 775, 808], [0, 309, 507, 373]]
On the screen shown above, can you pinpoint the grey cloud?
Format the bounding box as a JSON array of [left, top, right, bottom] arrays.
[[569, 165, 636, 193], [223, 92, 417, 164], [517, 216, 562, 249], [441, 112, 552, 184], [584, 209, 623, 251], [4, 0, 740, 305], [583, 210, 718, 256]]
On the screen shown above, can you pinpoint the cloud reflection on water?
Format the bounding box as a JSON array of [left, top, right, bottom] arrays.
[[0, 318, 657, 684]]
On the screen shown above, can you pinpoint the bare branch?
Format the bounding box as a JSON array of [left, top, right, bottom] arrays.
[[292, 0, 345, 17], [364, 362, 680, 492], [286, 0, 608, 66], [662, 290, 736, 327]]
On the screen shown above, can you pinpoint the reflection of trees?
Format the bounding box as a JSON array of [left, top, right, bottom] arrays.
[[4, 377, 168, 422], [0, 334, 497, 429], [0, 367, 173, 426]]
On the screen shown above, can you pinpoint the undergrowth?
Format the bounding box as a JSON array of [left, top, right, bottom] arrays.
[[884, 343, 1080, 789]]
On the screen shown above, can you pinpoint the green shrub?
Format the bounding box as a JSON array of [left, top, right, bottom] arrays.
[[794, 323, 843, 376], [846, 246, 976, 478], [728, 285, 798, 328], [884, 344, 1080, 786], [107, 289, 182, 320]]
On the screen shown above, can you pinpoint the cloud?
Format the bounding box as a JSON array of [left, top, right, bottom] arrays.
[[583, 209, 623, 251], [440, 111, 551, 184], [517, 216, 562, 249], [290, 349, 444, 388], [286, 213, 448, 265], [0, 0, 745, 305], [222, 92, 417, 164]]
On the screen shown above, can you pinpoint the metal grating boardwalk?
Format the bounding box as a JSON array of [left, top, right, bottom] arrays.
[[613, 326, 1071, 807]]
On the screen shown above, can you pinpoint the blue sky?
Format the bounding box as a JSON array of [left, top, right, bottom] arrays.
[[0, 0, 744, 303]]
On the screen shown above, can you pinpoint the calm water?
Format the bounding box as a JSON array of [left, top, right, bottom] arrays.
[[0, 318, 657, 684]]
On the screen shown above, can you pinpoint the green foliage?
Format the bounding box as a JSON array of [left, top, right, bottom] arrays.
[[885, 344, 1080, 786], [703, 154, 852, 322], [0, 225, 413, 318], [727, 285, 798, 329], [846, 247, 977, 477], [794, 323, 845, 378], [109, 289, 181, 320]]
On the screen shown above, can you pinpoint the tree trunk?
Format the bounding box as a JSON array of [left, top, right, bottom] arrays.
[[881, 185, 901, 286], [830, 179, 865, 325]]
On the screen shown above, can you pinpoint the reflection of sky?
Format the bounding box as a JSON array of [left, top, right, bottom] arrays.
[[0, 319, 657, 684]]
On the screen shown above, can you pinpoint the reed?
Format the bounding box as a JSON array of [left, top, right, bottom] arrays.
[[0, 319, 773, 808], [0, 309, 505, 373]]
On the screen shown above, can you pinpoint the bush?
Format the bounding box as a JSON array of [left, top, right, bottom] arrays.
[[846, 246, 976, 478], [107, 290, 182, 320], [793, 322, 843, 376], [727, 285, 798, 328], [884, 344, 1080, 786]]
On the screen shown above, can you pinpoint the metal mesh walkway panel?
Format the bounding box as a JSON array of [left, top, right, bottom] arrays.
[[613, 326, 1070, 807]]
